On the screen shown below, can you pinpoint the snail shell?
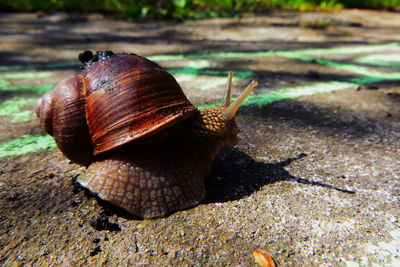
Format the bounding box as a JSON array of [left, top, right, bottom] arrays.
[[35, 51, 258, 218]]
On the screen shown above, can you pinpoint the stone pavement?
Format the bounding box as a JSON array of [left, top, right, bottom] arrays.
[[0, 10, 399, 265]]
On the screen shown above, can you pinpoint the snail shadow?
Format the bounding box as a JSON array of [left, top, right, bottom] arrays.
[[203, 147, 354, 204]]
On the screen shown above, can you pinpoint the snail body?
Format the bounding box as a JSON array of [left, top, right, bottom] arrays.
[[36, 51, 258, 218]]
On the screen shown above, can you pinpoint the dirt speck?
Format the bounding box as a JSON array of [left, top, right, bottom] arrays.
[[90, 214, 121, 231], [89, 246, 102, 256]]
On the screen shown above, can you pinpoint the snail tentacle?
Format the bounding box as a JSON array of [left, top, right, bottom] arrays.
[[223, 71, 234, 107], [221, 80, 259, 121]]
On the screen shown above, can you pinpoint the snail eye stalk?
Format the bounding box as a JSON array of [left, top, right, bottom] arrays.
[[221, 79, 259, 121], [223, 71, 234, 107]]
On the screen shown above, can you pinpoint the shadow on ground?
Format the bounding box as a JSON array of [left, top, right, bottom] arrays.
[[92, 146, 354, 221], [204, 147, 355, 204]]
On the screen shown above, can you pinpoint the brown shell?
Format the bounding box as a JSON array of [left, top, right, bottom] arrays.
[[82, 53, 197, 155], [35, 75, 94, 165]]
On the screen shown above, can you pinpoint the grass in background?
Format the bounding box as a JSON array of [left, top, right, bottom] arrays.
[[343, 0, 400, 9], [1, 0, 399, 19]]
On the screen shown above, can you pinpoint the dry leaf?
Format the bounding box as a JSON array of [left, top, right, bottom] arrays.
[[252, 248, 276, 267]]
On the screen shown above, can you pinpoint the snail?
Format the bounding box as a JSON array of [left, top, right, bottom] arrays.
[[35, 50, 259, 219]]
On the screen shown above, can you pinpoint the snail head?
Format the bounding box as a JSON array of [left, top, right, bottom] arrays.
[[198, 72, 259, 146]]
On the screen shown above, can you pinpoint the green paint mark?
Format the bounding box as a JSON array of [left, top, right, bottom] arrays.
[[197, 81, 357, 109], [169, 67, 253, 91], [0, 70, 55, 94], [2, 81, 358, 157], [0, 61, 79, 72], [355, 54, 400, 67], [0, 42, 397, 72], [276, 42, 400, 57], [148, 51, 276, 61], [277, 53, 400, 80], [2, 42, 400, 158], [244, 81, 356, 107], [350, 76, 386, 85], [187, 60, 211, 69], [0, 79, 55, 94], [175, 74, 239, 91], [148, 42, 400, 61], [169, 67, 252, 78], [0, 78, 9, 89], [0, 97, 37, 122], [198, 77, 232, 91], [0, 135, 56, 159], [0, 71, 54, 79], [7, 83, 55, 94]]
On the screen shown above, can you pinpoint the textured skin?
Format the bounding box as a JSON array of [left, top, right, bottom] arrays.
[[78, 108, 238, 218]]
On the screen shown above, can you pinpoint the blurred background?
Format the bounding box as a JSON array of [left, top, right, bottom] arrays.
[[1, 0, 400, 20]]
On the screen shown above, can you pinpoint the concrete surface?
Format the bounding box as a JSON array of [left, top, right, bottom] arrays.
[[0, 10, 399, 266]]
